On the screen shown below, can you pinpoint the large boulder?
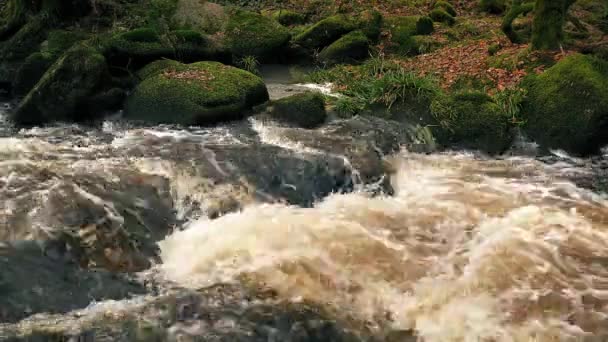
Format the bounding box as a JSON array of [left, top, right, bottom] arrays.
[[12, 30, 89, 96], [293, 14, 359, 50], [269, 91, 327, 128], [522, 54, 608, 155], [431, 91, 513, 154], [124, 60, 269, 125], [11, 44, 109, 125], [318, 30, 370, 65], [270, 9, 306, 26], [224, 9, 291, 62], [105, 28, 230, 68]]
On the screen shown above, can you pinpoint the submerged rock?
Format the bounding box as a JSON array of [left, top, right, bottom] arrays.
[[522, 54, 608, 156], [0, 241, 145, 323], [269, 91, 327, 128], [124, 60, 269, 125]]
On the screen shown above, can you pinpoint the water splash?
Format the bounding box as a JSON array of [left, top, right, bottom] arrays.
[[160, 151, 608, 341]]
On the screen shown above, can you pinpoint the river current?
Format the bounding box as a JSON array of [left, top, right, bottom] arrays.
[[1, 91, 608, 341]]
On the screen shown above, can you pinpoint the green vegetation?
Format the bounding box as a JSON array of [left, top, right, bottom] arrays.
[[430, 9, 456, 26], [386, 16, 436, 55], [318, 30, 370, 65], [501, 0, 535, 44], [271, 9, 306, 26], [270, 92, 327, 128], [521, 53, 608, 155], [434, 1, 457, 17], [238, 55, 261, 75], [124, 60, 269, 125], [293, 14, 358, 49], [225, 9, 291, 61], [431, 91, 512, 154], [531, 0, 576, 50]]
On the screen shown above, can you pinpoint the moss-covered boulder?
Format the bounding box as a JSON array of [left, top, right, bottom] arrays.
[[318, 30, 370, 66], [11, 45, 109, 125], [293, 14, 359, 49], [0, 16, 48, 85], [431, 91, 512, 154], [358, 10, 384, 41], [12, 52, 54, 97], [225, 9, 291, 62], [270, 92, 327, 129], [124, 60, 269, 125], [271, 9, 306, 26], [434, 1, 457, 17], [479, 0, 507, 14], [521, 54, 608, 155], [12, 30, 89, 97], [105, 28, 229, 68], [389, 16, 435, 37], [429, 9, 456, 26]]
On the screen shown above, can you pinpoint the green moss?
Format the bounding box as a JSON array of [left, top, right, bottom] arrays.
[[44, 30, 89, 55], [358, 10, 384, 41], [416, 16, 435, 35], [388, 16, 435, 38], [434, 1, 457, 17], [429, 9, 456, 26], [124, 61, 269, 125], [521, 54, 608, 155], [293, 14, 358, 49], [106, 28, 229, 68], [531, 0, 574, 50], [225, 9, 291, 61], [270, 92, 327, 129], [479, 0, 507, 14], [318, 30, 369, 66], [431, 91, 512, 154], [12, 51, 54, 97], [271, 9, 306, 26], [12, 45, 109, 125], [137, 59, 182, 80], [488, 43, 501, 55]]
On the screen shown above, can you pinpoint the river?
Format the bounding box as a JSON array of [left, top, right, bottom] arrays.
[[1, 80, 608, 341]]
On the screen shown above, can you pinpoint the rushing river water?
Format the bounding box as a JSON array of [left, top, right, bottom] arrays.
[[1, 93, 608, 341]]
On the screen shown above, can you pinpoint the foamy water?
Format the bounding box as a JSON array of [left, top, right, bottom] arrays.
[[160, 151, 608, 341]]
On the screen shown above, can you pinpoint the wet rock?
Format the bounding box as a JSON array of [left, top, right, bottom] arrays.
[[269, 91, 327, 129], [0, 284, 373, 342], [0, 241, 145, 323]]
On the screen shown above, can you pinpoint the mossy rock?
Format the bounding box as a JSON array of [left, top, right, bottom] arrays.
[[293, 14, 359, 50], [479, 0, 507, 14], [0, 16, 49, 84], [271, 9, 306, 26], [429, 9, 456, 26], [431, 91, 512, 154], [388, 16, 434, 37], [521, 54, 608, 155], [124, 60, 269, 125], [358, 10, 384, 41], [12, 52, 54, 97], [137, 59, 183, 80], [43, 30, 90, 55], [225, 9, 291, 62], [171, 0, 227, 34], [106, 28, 229, 68], [12, 45, 109, 125], [318, 30, 370, 66], [270, 92, 327, 129], [434, 1, 457, 17]]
